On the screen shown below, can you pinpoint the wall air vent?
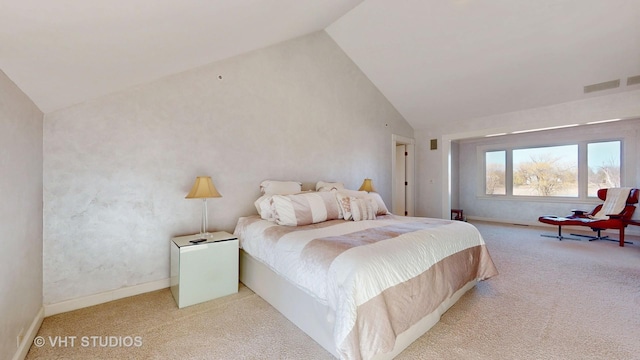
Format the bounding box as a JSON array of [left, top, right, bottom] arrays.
[[583, 79, 620, 93], [627, 75, 640, 86]]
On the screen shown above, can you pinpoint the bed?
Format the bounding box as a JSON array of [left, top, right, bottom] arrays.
[[233, 187, 498, 360]]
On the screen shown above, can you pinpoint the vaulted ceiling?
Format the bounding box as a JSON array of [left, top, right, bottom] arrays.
[[2, 0, 639, 130]]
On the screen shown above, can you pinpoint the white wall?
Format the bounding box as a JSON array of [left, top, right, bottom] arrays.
[[456, 119, 640, 226], [42, 31, 414, 306], [415, 89, 640, 219], [0, 70, 43, 359]]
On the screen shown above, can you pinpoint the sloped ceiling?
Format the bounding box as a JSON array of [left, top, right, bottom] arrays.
[[327, 0, 640, 129], [0, 0, 363, 113], [1, 0, 639, 130]]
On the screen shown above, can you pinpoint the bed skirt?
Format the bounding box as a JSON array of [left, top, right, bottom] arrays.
[[239, 249, 478, 359]]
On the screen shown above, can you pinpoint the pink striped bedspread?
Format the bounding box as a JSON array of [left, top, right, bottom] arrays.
[[234, 214, 498, 359]]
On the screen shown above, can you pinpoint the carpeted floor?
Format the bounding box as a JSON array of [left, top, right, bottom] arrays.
[[25, 222, 640, 359]]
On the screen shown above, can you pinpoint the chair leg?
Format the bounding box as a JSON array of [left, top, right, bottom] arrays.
[[573, 228, 633, 246], [541, 225, 581, 241], [571, 229, 610, 241]]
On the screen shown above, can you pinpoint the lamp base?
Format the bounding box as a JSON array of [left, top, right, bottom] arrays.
[[199, 198, 209, 235]]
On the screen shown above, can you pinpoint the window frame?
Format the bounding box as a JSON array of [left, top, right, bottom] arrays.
[[480, 138, 623, 201]]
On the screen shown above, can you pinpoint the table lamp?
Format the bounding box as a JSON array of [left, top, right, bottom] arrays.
[[186, 176, 222, 236], [359, 178, 376, 192]]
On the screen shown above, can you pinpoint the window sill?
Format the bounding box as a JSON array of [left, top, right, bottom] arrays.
[[476, 195, 601, 205]]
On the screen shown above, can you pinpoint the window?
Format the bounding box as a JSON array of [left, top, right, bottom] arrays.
[[484, 140, 621, 198], [485, 151, 506, 195], [587, 141, 621, 196], [513, 145, 578, 197]]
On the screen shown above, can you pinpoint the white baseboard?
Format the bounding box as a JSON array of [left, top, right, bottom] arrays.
[[12, 307, 44, 360], [466, 216, 640, 237], [466, 215, 542, 227], [44, 278, 170, 317]]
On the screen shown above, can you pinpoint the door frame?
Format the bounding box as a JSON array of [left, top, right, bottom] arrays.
[[391, 134, 415, 216]]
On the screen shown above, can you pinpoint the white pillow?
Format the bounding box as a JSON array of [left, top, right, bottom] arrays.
[[260, 180, 302, 195], [271, 191, 341, 226], [366, 192, 390, 215], [337, 189, 368, 198], [316, 181, 345, 192], [350, 197, 377, 221], [254, 194, 276, 221]]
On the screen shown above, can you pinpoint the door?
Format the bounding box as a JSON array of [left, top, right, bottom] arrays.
[[392, 134, 415, 217], [394, 144, 406, 215]]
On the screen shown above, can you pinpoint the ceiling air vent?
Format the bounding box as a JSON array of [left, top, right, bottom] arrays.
[[583, 79, 620, 93], [627, 75, 640, 86]]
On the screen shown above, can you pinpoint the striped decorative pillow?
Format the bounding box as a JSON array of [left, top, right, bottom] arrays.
[[336, 190, 389, 218], [350, 197, 377, 221], [272, 191, 341, 226]]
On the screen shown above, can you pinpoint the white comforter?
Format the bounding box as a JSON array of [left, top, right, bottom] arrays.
[[234, 215, 497, 359]]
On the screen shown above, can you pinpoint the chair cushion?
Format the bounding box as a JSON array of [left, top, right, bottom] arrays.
[[538, 215, 625, 229]]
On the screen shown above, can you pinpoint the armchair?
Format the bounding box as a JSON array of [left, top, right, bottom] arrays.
[[538, 188, 639, 247]]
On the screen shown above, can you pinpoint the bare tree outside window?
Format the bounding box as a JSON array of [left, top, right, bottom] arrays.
[[484, 141, 621, 198], [485, 151, 505, 195], [587, 141, 621, 196], [513, 145, 578, 197]]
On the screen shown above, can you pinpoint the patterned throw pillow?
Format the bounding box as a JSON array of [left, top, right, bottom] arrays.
[[336, 192, 355, 220]]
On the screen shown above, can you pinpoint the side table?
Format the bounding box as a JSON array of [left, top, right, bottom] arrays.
[[170, 231, 239, 308]]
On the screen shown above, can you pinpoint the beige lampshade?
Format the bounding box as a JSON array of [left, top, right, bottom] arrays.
[[185, 176, 222, 199], [358, 178, 376, 192]]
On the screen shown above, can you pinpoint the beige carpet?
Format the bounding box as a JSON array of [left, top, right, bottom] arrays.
[[26, 222, 640, 359]]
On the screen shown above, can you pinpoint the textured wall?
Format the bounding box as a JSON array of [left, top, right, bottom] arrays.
[[43, 31, 413, 305], [0, 70, 43, 359]]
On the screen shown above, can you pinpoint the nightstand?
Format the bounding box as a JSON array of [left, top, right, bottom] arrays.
[[170, 231, 239, 308]]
